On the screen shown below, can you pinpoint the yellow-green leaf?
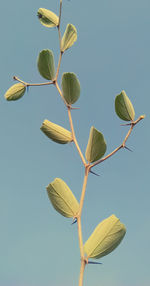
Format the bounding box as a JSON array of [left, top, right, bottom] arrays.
[[84, 215, 126, 259], [61, 24, 77, 52], [4, 83, 26, 101], [85, 127, 106, 163], [40, 119, 72, 144], [37, 49, 55, 80], [115, 90, 135, 121], [61, 72, 80, 104], [47, 178, 79, 218], [37, 8, 59, 27]]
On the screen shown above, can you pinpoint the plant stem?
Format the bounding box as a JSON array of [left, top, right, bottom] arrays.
[[77, 166, 90, 286], [55, 0, 63, 80], [78, 166, 89, 217], [55, 52, 63, 80], [90, 115, 145, 170], [55, 80, 68, 105], [78, 259, 86, 286], [67, 106, 87, 166], [77, 216, 84, 258], [13, 76, 53, 87]]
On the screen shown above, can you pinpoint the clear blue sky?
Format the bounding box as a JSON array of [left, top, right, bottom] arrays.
[[0, 0, 149, 286]]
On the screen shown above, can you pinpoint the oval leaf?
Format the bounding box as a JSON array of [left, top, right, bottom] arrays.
[[4, 83, 26, 101], [47, 178, 79, 218], [40, 119, 72, 144], [37, 8, 59, 27], [61, 73, 80, 104], [61, 24, 77, 52], [37, 49, 55, 80], [115, 90, 135, 121], [84, 215, 126, 259], [85, 127, 106, 163]]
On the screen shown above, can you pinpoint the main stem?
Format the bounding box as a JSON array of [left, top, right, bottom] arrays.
[[77, 166, 90, 286], [79, 259, 86, 286]]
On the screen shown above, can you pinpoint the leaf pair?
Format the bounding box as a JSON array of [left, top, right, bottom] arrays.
[[46, 178, 126, 260], [85, 91, 135, 163], [37, 50, 81, 104], [37, 8, 77, 52]]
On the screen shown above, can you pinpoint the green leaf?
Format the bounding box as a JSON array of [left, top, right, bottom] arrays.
[[115, 90, 135, 121], [61, 24, 77, 52], [37, 49, 55, 80], [47, 178, 79, 218], [84, 215, 126, 259], [61, 73, 80, 105], [37, 8, 59, 28], [4, 83, 26, 101], [40, 119, 72, 144], [85, 127, 107, 163]]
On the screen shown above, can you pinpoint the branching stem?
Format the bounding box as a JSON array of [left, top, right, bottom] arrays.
[[13, 2, 145, 286], [90, 115, 145, 170]]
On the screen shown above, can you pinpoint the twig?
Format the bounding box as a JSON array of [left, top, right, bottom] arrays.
[[55, 0, 63, 80], [90, 115, 145, 170], [13, 76, 53, 87]]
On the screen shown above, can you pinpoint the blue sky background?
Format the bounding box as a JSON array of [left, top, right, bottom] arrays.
[[0, 0, 149, 285]]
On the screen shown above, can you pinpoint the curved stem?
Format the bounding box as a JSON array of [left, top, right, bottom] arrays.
[[90, 115, 145, 170]]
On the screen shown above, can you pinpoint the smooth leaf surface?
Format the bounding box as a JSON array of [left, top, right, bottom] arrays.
[[84, 215, 126, 259], [61, 73, 80, 104], [37, 49, 55, 80], [37, 8, 59, 27], [115, 90, 135, 121], [47, 178, 79, 218], [40, 119, 72, 144], [4, 83, 26, 101], [85, 127, 106, 163], [61, 24, 77, 52]]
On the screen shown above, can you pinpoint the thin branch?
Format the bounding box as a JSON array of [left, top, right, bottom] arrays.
[[55, 0, 63, 81], [55, 52, 63, 81], [13, 76, 53, 87], [67, 106, 87, 166], [57, 0, 62, 51], [90, 115, 145, 170], [55, 81, 68, 105]]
